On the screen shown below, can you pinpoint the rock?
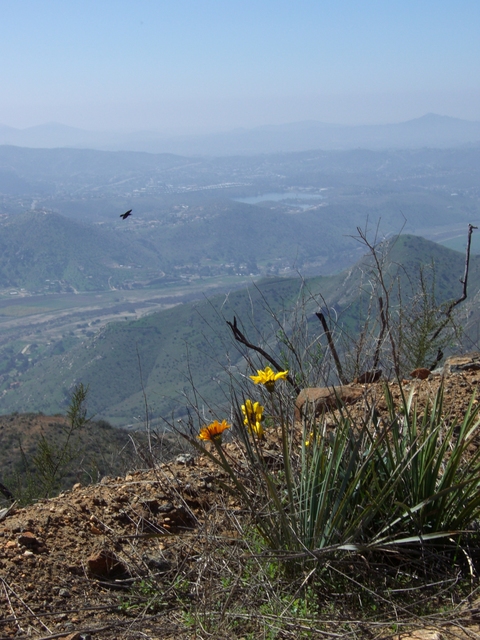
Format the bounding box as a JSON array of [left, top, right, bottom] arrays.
[[17, 531, 41, 548], [410, 368, 431, 380], [444, 352, 480, 373], [89, 523, 104, 535], [143, 555, 171, 572], [176, 453, 195, 466], [295, 385, 365, 421], [87, 549, 127, 578], [157, 502, 175, 513]]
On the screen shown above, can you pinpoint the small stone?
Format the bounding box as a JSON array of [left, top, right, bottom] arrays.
[[157, 502, 174, 513], [59, 588, 71, 598], [17, 531, 41, 548], [89, 524, 103, 535], [410, 368, 431, 380], [143, 555, 171, 572], [87, 549, 127, 577], [176, 453, 195, 466]]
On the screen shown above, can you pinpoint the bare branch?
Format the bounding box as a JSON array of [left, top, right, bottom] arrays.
[[315, 312, 348, 385], [430, 223, 477, 343], [372, 296, 386, 371]]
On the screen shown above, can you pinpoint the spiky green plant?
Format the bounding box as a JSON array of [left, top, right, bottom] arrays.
[[182, 376, 480, 572]]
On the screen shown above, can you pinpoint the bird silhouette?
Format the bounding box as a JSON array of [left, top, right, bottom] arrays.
[[120, 209, 132, 219]]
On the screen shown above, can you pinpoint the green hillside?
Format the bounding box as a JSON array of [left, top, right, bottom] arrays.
[[0, 211, 164, 291], [131, 198, 360, 273], [0, 203, 362, 292], [1, 235, 478, 425], [0, 277, 306, 423]]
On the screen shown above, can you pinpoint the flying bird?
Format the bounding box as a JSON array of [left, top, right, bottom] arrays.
[[120, 209, 132, 220]]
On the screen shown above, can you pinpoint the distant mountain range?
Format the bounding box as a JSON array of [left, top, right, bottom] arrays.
[[1, 114, 480, 155]]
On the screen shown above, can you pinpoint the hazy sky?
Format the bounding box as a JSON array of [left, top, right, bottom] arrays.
[[2, 0, 480, 133]]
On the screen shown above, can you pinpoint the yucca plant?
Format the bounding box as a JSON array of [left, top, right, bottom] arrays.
[[365, 384, 480, 539], [293, 383, 480, 554], [181, 371, 480, 571]]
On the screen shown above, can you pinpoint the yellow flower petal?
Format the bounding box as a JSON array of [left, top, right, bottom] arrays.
[[241, 399, 265, 437], [249, 366, 289, 391]]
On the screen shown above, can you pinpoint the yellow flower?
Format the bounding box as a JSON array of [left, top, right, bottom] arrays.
[[241, 399, 265, 437], [305, 432, 321, 448], [198, 419, 230, 442], [249, 366, 289, 392]]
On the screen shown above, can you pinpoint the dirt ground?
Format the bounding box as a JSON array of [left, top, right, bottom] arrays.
[[2, 358, 480, 639]]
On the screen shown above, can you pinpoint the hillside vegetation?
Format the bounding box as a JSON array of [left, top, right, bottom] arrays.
[[2, 234, 479, 425], [2, 340, 480, 637], [0, 211, 164, 291], [0, 408, 185, 508]]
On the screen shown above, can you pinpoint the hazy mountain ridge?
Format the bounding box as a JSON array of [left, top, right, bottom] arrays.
[[1, 114, 480, 156]]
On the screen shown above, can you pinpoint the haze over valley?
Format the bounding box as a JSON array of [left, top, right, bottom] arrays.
[[2, 113, 480, 155]]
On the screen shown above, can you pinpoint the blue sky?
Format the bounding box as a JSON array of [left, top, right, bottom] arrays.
[[1, 0, 479, 132]]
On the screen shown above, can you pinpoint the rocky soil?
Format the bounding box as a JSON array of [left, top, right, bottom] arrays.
[[3, 356, 480, 639]]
